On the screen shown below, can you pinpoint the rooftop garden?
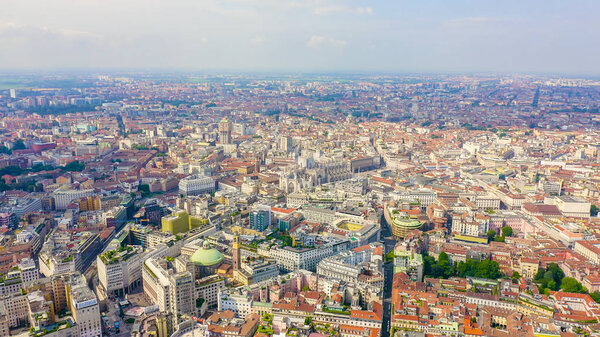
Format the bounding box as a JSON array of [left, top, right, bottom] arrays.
[[257, 313, 274, 335], [314, 322, 338, 337], [30, 319, 73, 337], [322, 305, 351, 315], [0, 273, 22, 284], [143, 263, 157, 279], [100, 245, 136, 264]]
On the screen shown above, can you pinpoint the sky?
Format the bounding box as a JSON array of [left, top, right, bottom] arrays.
[[1, 0, 599, 74]]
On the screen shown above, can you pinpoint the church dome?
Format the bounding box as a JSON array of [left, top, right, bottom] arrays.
[[190, 240, 224, 266]]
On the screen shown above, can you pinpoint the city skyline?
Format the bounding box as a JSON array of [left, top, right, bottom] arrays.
[[1, 72, 600, 337]]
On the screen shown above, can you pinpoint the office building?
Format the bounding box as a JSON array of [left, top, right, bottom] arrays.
[[218, 118, 232, 144], [97, 245, 144, 297], [248, 207, 271, 232], [179, 175, 215, 196]]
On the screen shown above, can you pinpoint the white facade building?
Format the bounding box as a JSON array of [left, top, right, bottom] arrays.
[[142, 258, 195, 317], [179, 175, 215, 196], [97, 246, 144, 297], [70, 281, 102, 337], [262, 245, 335, 272], [53, 189, 94, 210]]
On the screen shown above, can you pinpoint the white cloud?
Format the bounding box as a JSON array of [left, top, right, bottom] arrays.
[[356, 7, 373, 15], [249, 36, 266, 45], [57, 28, 100, 39], [444, 17, 504, 28], [307, 35, 326, 48], [0, 21, 99, 39], [314, 5, 374, 16], [0, 1, 597, 73], [307, 35, 346, 48], [313, 6, 345, 15]]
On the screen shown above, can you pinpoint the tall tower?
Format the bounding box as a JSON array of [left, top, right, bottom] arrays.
[[280, 136, 292, 153], [232, 235, 240, 272], [218, 118, 232, 144]]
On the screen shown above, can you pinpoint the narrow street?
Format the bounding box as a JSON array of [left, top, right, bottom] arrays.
[[380, 214, 396, 337]]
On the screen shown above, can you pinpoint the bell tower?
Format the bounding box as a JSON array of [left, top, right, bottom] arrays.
[[232, 234, 241, 272]]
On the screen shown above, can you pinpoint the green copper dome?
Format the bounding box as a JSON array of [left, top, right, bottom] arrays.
[[190, 240, 224, 267]]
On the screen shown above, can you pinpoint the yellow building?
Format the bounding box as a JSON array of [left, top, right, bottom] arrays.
[[384, 205, 422, 238], [231, 226, 262, 236], [519, 258, 540, 279], [78, 196, 100, 212], [161, 210, 209, 235]]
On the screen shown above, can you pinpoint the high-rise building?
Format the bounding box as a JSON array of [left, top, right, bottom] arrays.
[[97, 245, 144, 297], [119, 194, 135, 218], [218, 118, 232, 144], [67, 276, 102, 337], [142, 258, 195, 318], [280, 136, 292, 153], [9, 89, 16, 99], [141, 199, 163, 225], [249, 207, 271, 232], [129, 223, 151, 247]]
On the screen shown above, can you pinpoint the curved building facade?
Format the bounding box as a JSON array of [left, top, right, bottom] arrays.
[[384, 205, 422, 238]]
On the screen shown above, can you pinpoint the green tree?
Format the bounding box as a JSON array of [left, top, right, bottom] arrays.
[[512, 271, 521, 283], [31, 163, 55, 172], [534, 268, 545, 281], [547, 263, 565, 285], [487, 229, 496, 243], [535, 263, 564, 292], [590, 291, 600, 303], [501, 226, 513, 238], [12, 139, 26, 150], [423, 255, 436, 277], [591, 205, 599, 217], [384, 250, 395, 264], [438, 252, 450, 266], [475, 260, 502, 279], [561, 277, 587, 293], [139, 184, 151, 197], [0, 146, 11, 154], [424, 254, 503, 280], [498, 174, 506, 180], [0, 165, 24, 176], [437, 252, 452, 278], [62, 160, 85, 172]]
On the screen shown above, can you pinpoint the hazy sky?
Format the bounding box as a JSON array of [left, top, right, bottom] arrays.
[[1, 0, 599, 74]]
